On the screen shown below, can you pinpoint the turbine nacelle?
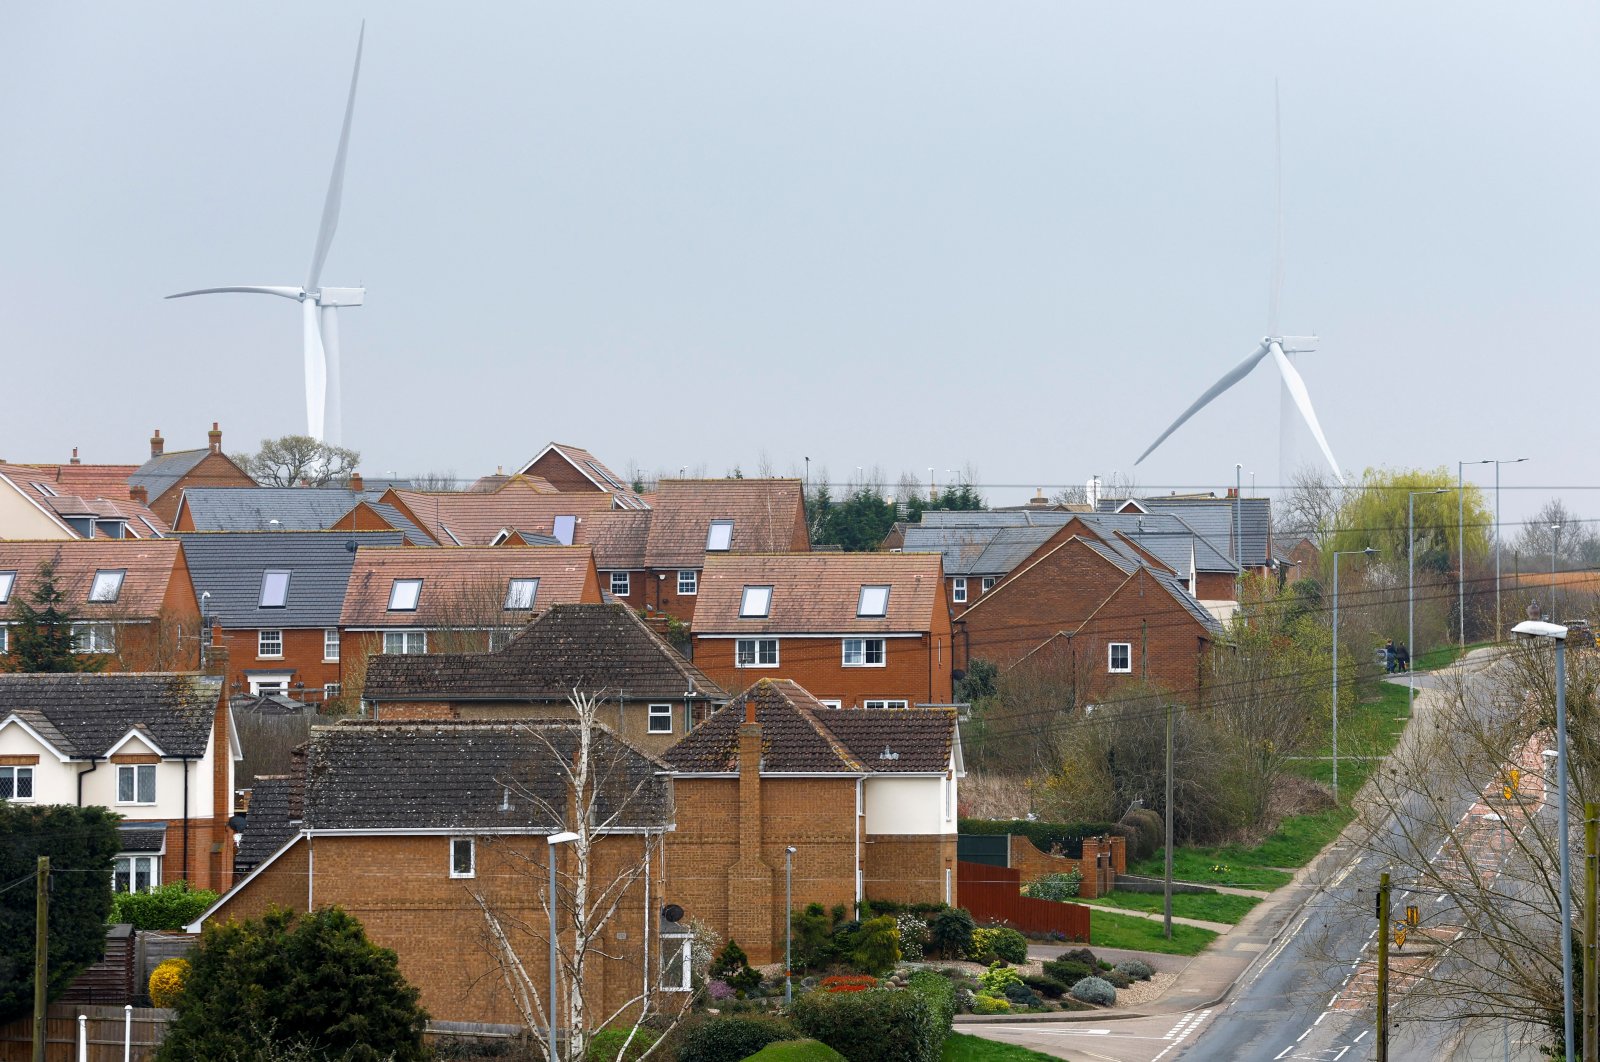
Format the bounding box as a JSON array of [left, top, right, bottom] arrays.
[[314, 286, 365, 308]]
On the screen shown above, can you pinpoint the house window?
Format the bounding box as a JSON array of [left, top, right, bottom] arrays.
[[488, 629, 514, 651], [842, 638, 886, 667], [258, 629, 283, 659], [505, 578, 539, 610], [735, 639, 778, 667], [0, 626, 8, 654], [323, 683, 342, 702], [72, 623, 116, 654], [660, 932, 693, 991], [857, 585, 890, 617], [1108, 642, 1132, 673], [819, 699, 843, 709], [864, 700, 909, 710], [677, 570, 698, 595], [117, 764, 157, 805], [324, 628, 341, 662], [951, 578, 967, 604], [0, 571, 14, 604], [259, 570, 291, 608], [553, 515, 577, 546], [982, 577, 997, 592], [450, 837, 475, 878], [706, 520, 734, 551], [610, 572, 631, 597], [739, 586, 772, 618], [113, 855, 160, 893], [0, 766, 34, 801], [387, 579, 423, 611], [89, 569, 125, 603], [383, 631, 428, 655], [248, 675, 290, 695], [648, 703, 673, 734]]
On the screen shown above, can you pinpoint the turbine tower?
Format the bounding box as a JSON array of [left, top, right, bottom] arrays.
[[168, 23, 366, 445], [1135, 82, 1344, 486]]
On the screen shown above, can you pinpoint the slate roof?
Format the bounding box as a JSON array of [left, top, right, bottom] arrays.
[[301, 720, 672, 831], [339, 546, 601, 627], [176, 530, 404, 628], [235, 774, 303, 873], [694, 553, 943, 634], [0, 673, 222, 758], [176, 487, 414, 535], [0, 540, 188, 621], [365, 603, 724, 703], [644, 480, 808, 569], [661, 679, 956, 774], [1098, 496, 1272, 568], [129, 450, 211, 500]]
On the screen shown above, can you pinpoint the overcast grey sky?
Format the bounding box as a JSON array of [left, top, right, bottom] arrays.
[[2, 2, 1595, 522]]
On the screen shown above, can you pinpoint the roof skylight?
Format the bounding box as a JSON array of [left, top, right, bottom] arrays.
[[89, 569, 125, 603], [553, 515, 577, 546], [857, 585, 890, 617], [707, 520, 734, 551], [0, 571, 14, 604], [388, 578, 423, 611], [740, 585, 772, 618], [259, 570, 291, 609], [505, 578, 539, 610]]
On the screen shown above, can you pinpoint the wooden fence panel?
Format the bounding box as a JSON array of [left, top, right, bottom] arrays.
[[957, 861, 1089, 941], [0, 1004, 171, 1062]]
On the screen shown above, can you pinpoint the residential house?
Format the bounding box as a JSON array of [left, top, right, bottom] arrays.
[[662, 679, 961, 964], [0, 460, 169, 541], [515, 441, 649, 508], [0, 541, 201, 671], [362, 602, 726, 751], [176, 530, 405, 701], [190, 719, 672, 1027], [174, 480, 432, 546], [690, 553, 953, 709], [1096, 492, 1275, 579], [0, 673, 239, 893], [131, 424, 256, 525], [371, 478, 620, 547]]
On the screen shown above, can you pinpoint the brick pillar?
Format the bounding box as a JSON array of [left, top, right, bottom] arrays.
[[1108, 835, 1126, 876], [727, 701, 774, 963], [1078, 839, 1101, 899]]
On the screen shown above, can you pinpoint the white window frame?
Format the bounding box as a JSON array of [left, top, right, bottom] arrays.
[[113, 854, 160, 894], [116, 764, 157, 805], [818, 699, 843, 709], [842, 638, 886, 667], [73, 622, 116, 654], [609, 571, 631, 597], [739, 585, 772, 618], [0, 571, 15, 604], [89, 569, 125, 603], [0, 625, 8, 654], [735, 638, 779, 668], [0, 765, 34, 801], [323, 683, 342, 702], [258, 629, 283, 659], [1108, 642, 1133, 674], [388, 578, 423, 612], [324, 628, 341, 662], [856, 585, 890, 617], [660, 934, 693, 992], [383, 631, 428, 655], [450, 837, 476, 879], [488, 629, 515, 651], [259, 569, 291, 609], [982, 576, 997, 592], [951, 578, 967, 604], [647, 703, 674, 734], [706, 520, 734, 551], [505, 578, 539, 611], [863, 699, 909, 710], [677, 570, 698, 595]]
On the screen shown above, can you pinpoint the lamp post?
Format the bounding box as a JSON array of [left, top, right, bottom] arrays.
[[785, 846, 797, 1005], [1332, 547, 1378, 804], [1492, 459, 1528, 641], [1458, 460, 1494, 647], [1552, 523, 1563, 621], [546, 830, 580, 1062], [1408, 488, 1450, 717], [1513, 620, 1573, 1062]]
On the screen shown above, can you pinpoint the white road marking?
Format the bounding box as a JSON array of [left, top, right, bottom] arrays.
[[1273, 1048, 1293, 1060], [1296, 1028, 1312, 1042], [1354, 1030, 1370, 1042], [1314, 1010, 1329, 1025]]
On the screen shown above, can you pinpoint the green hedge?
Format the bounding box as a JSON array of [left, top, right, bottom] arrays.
[[742, 1041, 847, 1062], [959, 819, 1131, 859], [791, 987, 941, 1062], [110, 882, 218, 931], [675, 1016, 796, 1062], [906, 970, 955, 1037]]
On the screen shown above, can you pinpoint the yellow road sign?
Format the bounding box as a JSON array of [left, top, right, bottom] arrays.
[[1405, 904, 1419, 927], [1395, 926, 1408, 948]]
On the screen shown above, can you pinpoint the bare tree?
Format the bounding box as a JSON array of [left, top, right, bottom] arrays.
[[407, 470, 463, 491], [1276, 466, 1351, 548], [236, 435, 360, 487], [1514, 498, 1597, 572]]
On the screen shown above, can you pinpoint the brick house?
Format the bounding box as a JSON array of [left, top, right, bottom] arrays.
[[176, 530, 405, 702], [131, 424, 256, 525], [190, 719, 672, 1028], [174, 482, 433, 546], [662, 679, 962, 965], [373, 478, 622, 547], [515, 441, 649, 508], [362, 602, 726, 752], [690, 553, 954, 709], [0, 541, 201, 671], [0, 462, 170, 541], [1097, 493, 1275, 580], [0, 673, 239, 893]]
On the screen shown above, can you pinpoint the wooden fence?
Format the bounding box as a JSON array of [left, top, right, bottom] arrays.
[[0, 1004, 170, 1062], [956, 860, 1090, 941]]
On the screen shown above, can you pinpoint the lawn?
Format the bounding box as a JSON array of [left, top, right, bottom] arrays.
[[942, 1033, 1063, 1061], [1077, 888, 1261, 925], [1088, 908, 1217, 955], [746, 1040, 846, 1062]]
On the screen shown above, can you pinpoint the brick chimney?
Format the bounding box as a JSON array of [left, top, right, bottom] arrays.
[[208, 422, 222, 455], [150, 430, 164, 458], [1027, 488, 1047, 508], [70, 447, 80, 465], [738, 699, 763, 853], [348, 472, 364, 492], [130, 485, 148, 505], [727, 691, 775, 962]]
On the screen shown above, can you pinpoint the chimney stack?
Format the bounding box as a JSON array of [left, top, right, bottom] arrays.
[[208, 422, 222, 455], [348, 472, 364, 492], [70, 447, 80, 465], [130, 485, 149, 505], [150, 430, 164, 459], [1028, 488, 1046, 508]]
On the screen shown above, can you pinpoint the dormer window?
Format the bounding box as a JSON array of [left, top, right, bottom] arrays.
[[0, 571, 14, 604], [96, 519, 127, 540], [857, 585, 890, 617], [505, 578, 539, 610], [739, 585, 772, 618], [388, 578, 423, 612], [89, 570, 125, 603], [259, 570, 291, 609], [706, 520, 734, 551]]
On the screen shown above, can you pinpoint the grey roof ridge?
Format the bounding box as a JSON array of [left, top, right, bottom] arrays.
[[312, 715, 679, 773]]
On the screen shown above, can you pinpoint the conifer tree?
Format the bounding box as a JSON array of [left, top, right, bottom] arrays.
[[4, 560, 101, 673]]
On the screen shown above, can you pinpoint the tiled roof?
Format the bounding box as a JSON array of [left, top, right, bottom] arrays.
[[643, 480, 807, 569], [661, 678, 956, 774], [301, 720, 671, 831], [365, 602, 723, 702], [339, 546, 600, 627], [176, 530, 404, 628], [1098, 496, 1271, 568], [694, 552, 942, 634], [0, 467, 170, 538], [178, 487, 372, 533], [0, 540, 187, 620], [515, 443, 648, 508], [236, 773, 303, 873], [129, 449, 211, 500], [574, 510, 651, 570], [0, 673, 221, 758], [384, 481, 620, 547]]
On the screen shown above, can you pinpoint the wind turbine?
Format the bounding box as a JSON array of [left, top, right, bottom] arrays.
[[1135, 82, 1344, 486], [168, 23, 366, 446]]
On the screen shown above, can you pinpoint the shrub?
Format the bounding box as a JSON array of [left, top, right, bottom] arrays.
[[1115, 959, 1154, 981], [979, 963, 1022, 996], [1069, 976, 1117, 1006], [987, 927, 1028, 964], [709, 940, 763, 997], [850, 915, 901, 976], [148, 958, 188, 1008], [971, 995, 1011, 1015], [1041, 958, 1092, 986], [790, 905, 835, 972], [675, 1016, 797, 1062], [1021, 871, 1082, 901], [927, 908, 975, 959], [791, 987, 942, 1062], [965, 927, 999, 964], [112, 882, 220, 932], [1060, 947, 1098, 967], [895, 914, 929, 961], [1119, 808, 1165, 862], [587, 1027, 660, 1062], [1020, 974, 1067, 999], [1001, 982, 1042, 1009], [1103, 968, 1132, 989], [906, 971, 955, 1036]]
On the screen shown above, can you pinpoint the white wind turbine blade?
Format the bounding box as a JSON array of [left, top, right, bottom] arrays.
[[166, 285, 304, 300], [320, 305, 342, 447], [1268, 78, 1284, 337], [1267, 340, 1344, 484], [1135, 343, 1271, 466], [301, 299, 328, 440], [307, 21, 365, 291]]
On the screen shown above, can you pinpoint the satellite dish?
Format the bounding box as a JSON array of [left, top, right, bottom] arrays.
[[661, 904, 684, 923]]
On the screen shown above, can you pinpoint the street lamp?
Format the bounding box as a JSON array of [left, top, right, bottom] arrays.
[[1512, 620, 1573, 1062], [785, 846, 798, 1005], [1332, 547, 1379, 804], [1551, 523, 1563, 621], [546, 830, 580, 1061], [1491, 459, 1528, 641], [1458, 460, 1494, 648], [1408, 488, 1451, 718]]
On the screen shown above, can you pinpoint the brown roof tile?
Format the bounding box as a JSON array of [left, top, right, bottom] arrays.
[[0, 540, 188, 620], [339, 545, 601, 627], [384, 480, 620, 547], [574, 510, 651, 569], [693, 552, 943, 634], [643, 479, 807, 569]]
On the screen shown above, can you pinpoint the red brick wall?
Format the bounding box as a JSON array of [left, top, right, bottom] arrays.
[[690, 634, 953, 706], [644, 567, 699, 625], [598, 570, 645, 609], [216, 626, 342, 700], [1193, 571, 1235, 600], [149, 452, 255, 524]]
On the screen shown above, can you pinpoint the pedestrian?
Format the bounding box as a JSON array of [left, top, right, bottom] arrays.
[[1396, 643, 1410, 673], [1384, 639, 1396, 674]]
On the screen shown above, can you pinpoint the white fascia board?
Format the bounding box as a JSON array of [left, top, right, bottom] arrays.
[[227, 704, 243, 762], [302, 826, 665, 837], [186, 832, 305, 932], [0, 714, 74, 762], [693, 632, 924, 640], [105, 727, 168, 758]]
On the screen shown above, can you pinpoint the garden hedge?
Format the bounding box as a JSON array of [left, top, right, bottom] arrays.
[[674, 1016, 797, 1062], [791, 987, 942, 1062]]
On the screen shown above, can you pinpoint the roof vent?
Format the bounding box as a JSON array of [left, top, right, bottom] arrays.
[[499, 786, 512, 812], [879, 746, 899, 761]]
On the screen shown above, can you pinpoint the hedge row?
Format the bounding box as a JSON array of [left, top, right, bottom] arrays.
[[958, 818, 1132, 859], [790, 970, 955, 1062]]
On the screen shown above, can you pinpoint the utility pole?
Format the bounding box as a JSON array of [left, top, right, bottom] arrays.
[[1586, 802, 1597, 1062], [1377, 872, 1390, 1062], [1163, 701, 1175, 940], [33, 855, 49, 1062]]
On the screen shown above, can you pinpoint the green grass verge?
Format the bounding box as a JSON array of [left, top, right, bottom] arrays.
[[1412, 641, 1489, 672], [941, 1033, 1063, 1062], [1124, 846, 1292, 890], [745, 1040, 847, 1062], [1087, 908, 1217, 955], [1076, 889, 1261, 925]]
